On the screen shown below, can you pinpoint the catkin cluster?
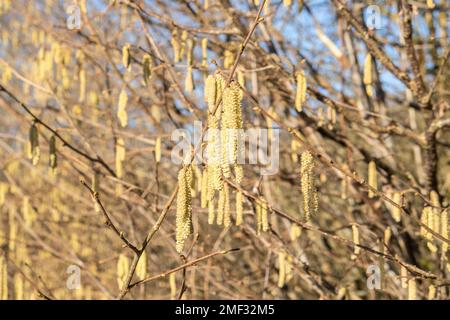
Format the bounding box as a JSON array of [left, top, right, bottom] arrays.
[[202, 73, 245, 228], [420, 191, 448, 255], [300, 151, 318, 222], [295, 70, 307, 112], [176, 165, 193, 253]]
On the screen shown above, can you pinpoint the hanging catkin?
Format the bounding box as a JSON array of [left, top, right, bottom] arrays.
[[208, 198, 215, 225], [223, 183, 231, 227], [295, 70, 307, 112], [201, 168, 208, 208], [368, 160, 377, 198], [136, 250, 148, 281], [201, 38, 208, 66], [171, 30, 181, 63], [143, 54, 153, 85], [300, 151, 318, 222], [169, 273, 177, 299], [363, 53, 373, 97], [14, 273, 24, 300], [441, 209, 448, 254], [175, 166, 193, 253], [407, 278, 416, 300], [122, 43, 131, 70], [421, 207, 437, 253], [0, 255, 7, 300], [351, 223, 360, 258], [390, 192, 402, 222], [221, 81, 243, 179], [49, 134, 57, 176], [117, 254, 129, 289], [117, 89, 128, 127], [283, 0, 292, 7], [428, 285, 436, 300], [217, 186, 225, 226], [28, 122, 40, 166], [185, 66, 194, 93], [236, 190, 244, 226], [155, 137, 161, 163]]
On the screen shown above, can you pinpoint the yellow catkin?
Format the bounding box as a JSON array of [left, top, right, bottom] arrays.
[[171, 30, 181, 63], [261, 200, 269, 232], [408, 278, 416, 300], [235, 165, 243, 184], [0, 255, 7, 300], [400, 266, 408, 289], [426, 0, 435, 9], [176, 166, 193, 253], [290, 224, 302, 241], [143, 54, 153, 85], [185, 66, 194, 93], [236, 191, 244, 226], [295, 70, 307, 112], [14, 273, 24, 300], [363, 53, 373, 97], [352, 224, 360, 258], [201, 38, 208, 66], [391, 192, 402, 222], [180, 31, 188, 60], [117, 254, 129, 289], [221, 81, 243, 179], [428, 285, 436, 300], [200, 168, 208, 208], [122, 43, 131, 70], [28, 122, 40, 166], [155, 137, 161, 163], [136, 250, 148, 281], [117, 89, 128, 127], [277, 251, 286, 288], [368, 160, 377, 198], [0, 183, 7, 206], [237, 70, 245, 88], [186, 38, 195, 66], [169, 273, 176, 299], [217, 187, 225, 226], [424, 206, 438, 253], [49, 135, 57, 176], [300, 151, 318, 222], [283, 0, 292, 7], [441, 209, 448, 254], [223, 49, 234, 69]]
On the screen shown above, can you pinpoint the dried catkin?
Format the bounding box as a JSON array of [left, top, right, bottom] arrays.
[[236, 190, 244, 226], [136, 250, 148, 281], [363, 53, 373, 97], [176, 166, 193, 253], [351, 224, 360, 259], [368, 160, 377, 198], [117, 254, 129, 289], [49, 134, 57, 176], [142, 54, 153, 85], [390, 192, 402, 222], [155, 136, 161, 163], [295, 70, 307, 112], [117, 89, 128, 127], [122, 43, 131, 70], [407, 278, 416, 300], [277, 251, 286, 288], [300, 151, 318, 222], [28, 122, 40, 166], [169, 273, 176, 299]]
